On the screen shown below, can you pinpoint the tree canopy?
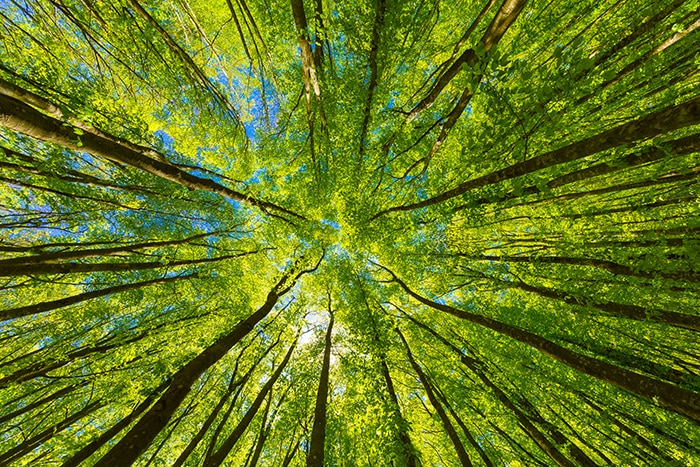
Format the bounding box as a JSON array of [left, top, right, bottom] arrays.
[[1, 0, 699, 465]]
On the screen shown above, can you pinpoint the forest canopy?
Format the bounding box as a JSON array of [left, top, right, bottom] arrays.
[[1, 0, 699, 465]]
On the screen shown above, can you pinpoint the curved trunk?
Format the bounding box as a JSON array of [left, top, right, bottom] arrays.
[[0, 92, 303, 221], [407, 0, 528, 122]]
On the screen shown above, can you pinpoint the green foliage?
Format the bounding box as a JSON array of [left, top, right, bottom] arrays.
[[0, 0, 699, 465]]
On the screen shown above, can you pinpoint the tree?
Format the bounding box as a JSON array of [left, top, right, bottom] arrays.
[[1, 0, 699, 465]]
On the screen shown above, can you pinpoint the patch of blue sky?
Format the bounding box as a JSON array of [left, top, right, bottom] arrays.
[[223, 196, 244, 212], [247, 166, 274, 186], [38, 336, 54, 349], [243, 87, 279, 142], [72, 150, 103, 170], [2, 0, 27, 14], [465, 102, 473, 117], [243, 120, 257, 141], [396, 63, 409, 74], [154, 129, 176, 152], [215, 68, 229, 88], [320, 219, 341, 230]]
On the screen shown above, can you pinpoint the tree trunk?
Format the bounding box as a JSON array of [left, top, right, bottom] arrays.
[[93, 263, 311, 466], [383, 266, 700, 422], [396, 328, 473, 467], [401, 312, 576, 467], [379, 358, 420, 467], [502, 277, 700, 332], [461, 132, 700, 208], [306, 311, 334, 467], [0, 383, 82, 425], [0, 250, 260, 277], [358, 0, 385, 158], [282, 440, 301, 467], [0, 230, 226, 267], [204, 340, 297, 467], [459, 253, 694, 282], [247, 389, 275, 467], [0, 273, 196, 322], [373, 95, 700, 218], [433, 386, 496, 467], [407, 0, 528, 122], [0, 92, 303, 221], [61, 381, 170, 467], [0, 400, 103, 465], [171, 359, 254, 467]]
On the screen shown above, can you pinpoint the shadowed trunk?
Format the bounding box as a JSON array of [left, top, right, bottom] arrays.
[[0, 92, 303, 221], [0, 400, 103, 465], [401, 312, 578, 467], [61, 381, 170, 467], [0, 273, 196, 322], [93, 259, 317, 466], [306, 311, 334, 467], [381, 265, 700, 422], [396, 328, 473, 467], [203, 340, 297, 467], [373, 95, 700, 219]]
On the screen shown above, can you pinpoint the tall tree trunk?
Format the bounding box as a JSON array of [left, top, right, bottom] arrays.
[[396, 328, 473, 467], [61, 381, 170, 467], [0, 230, 227, 267], [0, 92, 303, 221], [171, 349, 264, 467], [379, 358, 420, 467], [401, 312, 577, 467], [373, 95, 700, 218], [381, 265, 700, 422], [497, 276, 700, 331], [407, 0, 528, 122], [0, 273, 196, 322], [457, 253, 694, 282], [247, 389, 276, 467], [0, 383, 83, 425], [364, 289, 420, 467], [433, 386, 496, 467], [460, 132, 700, 208], [489, 167, 698, 213], [306, 310, 334, 467], [282, 439, 301, 467], [0, 400, 103, 465], [204, 340, 297, 467], [290, 0, 326, 130], [93, 260, 316, 466], [357, 0, 385, 158], [0, 250, 260, 277], [575, 391, 700, 459]]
